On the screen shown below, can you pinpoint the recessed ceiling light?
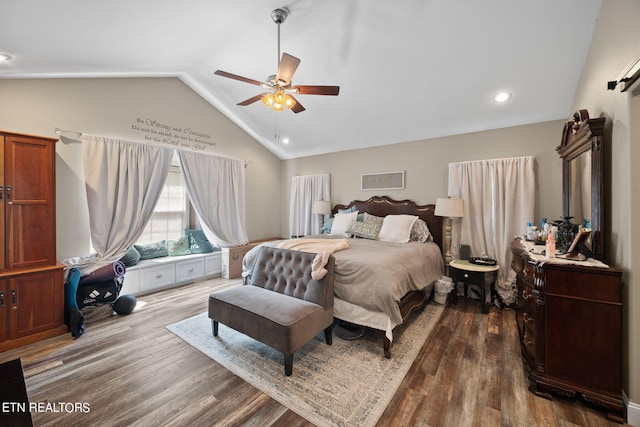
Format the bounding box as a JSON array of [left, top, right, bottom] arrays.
[[0, 54, 12, 62], [282, 137, 290, 144], [493, 91, 512, 103]]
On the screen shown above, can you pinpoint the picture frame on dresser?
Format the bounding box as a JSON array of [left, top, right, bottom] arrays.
[[565, 229, 592, 259]]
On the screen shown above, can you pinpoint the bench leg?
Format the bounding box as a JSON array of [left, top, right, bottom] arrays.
[[324, 325, 333, 345], [211, 320, 219, 337], [284, 353, 293, 376]]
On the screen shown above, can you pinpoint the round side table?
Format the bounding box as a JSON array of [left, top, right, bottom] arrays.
[[449, 259, 500, 313]]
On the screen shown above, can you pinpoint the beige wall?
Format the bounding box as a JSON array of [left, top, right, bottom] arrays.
[[282, 119, 565, 236], [570, 0, 640, 409], [0, 78, 283, 259]]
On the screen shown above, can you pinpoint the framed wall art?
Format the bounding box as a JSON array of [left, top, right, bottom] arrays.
[[361, 171, 405, 190]]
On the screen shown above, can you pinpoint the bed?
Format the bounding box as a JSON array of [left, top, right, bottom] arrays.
[[242, 196, 445, 358]]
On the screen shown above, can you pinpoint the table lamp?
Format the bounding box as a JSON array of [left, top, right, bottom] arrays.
[[435, 197, 464, 274], [312, 200, 331, 229]]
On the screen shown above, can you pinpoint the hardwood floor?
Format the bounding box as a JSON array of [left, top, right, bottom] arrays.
[[0, 277, 627, 426]]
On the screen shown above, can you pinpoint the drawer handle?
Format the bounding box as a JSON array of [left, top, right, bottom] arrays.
[[188, 268, 194, 273], [463, 273, 469, 279], [0, 291, 4, 306], [523, 331, 534, 346], [523, 313, 534, 324], [522, 290, 533, 301], [155, 274, 163, 279]]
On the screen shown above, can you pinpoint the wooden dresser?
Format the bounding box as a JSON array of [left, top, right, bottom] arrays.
[[511, 238, 623, 422], [0, 131, 66, 352]]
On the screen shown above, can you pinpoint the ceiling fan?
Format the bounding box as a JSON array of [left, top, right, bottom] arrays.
[[214, 7, 339, 114]]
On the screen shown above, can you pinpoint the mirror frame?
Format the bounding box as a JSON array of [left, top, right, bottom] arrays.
[[556, 109, 605, 260]]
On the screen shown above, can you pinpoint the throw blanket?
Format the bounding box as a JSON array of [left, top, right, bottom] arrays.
[[275, 238, 350, 280]]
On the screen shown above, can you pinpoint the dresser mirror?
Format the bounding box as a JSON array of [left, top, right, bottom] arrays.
[[556, 109, 605, 260]]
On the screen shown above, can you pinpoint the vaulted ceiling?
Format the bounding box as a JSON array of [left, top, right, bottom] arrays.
[[0, 0, 602, 159]]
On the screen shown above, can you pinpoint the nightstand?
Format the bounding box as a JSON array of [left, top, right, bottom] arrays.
[[449, 259, 499, 313]]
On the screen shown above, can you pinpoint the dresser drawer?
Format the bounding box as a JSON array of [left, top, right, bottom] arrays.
[[451, 267, 484, 286], [140, 264, 176, 291], [176, 258, 205, 283]]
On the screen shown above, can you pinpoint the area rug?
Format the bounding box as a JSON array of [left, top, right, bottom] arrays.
[[167, 303, 445, 427]]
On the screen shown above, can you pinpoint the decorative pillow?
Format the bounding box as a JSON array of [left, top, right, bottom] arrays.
[[330, 211, 359, 236], [347, 220, 382, 240], [378, 215, 419, 243], [363, 212, 384, 224], [119, 246, 141, 267], [134, 241, 168, 260], [321, 217, 334, 234], [167, 236, 191, 256], [338, 206, 357, 214], [184, 228, 215, 254], [410, 219, 433, 243]]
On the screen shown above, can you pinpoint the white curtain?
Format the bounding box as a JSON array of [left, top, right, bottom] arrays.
[[448, 156, 535, 305], [178, 151, 248, 247], [289, 174, 330, 237], [64, 134, 174, 274]]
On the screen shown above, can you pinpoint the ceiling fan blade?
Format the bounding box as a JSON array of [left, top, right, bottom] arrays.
[[214, 70, 263, 86], [289, 96, 305, 114], [237, 94, 264, 106], [276, 53, 301, 86], [293, 85, 340, 96]]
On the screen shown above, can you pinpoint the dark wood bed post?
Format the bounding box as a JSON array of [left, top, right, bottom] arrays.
[[332, 196, 445, 358]]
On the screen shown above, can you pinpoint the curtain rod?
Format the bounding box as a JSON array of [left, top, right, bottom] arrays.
[[55, 128, 250, 166], [55, 127, 82, 136]]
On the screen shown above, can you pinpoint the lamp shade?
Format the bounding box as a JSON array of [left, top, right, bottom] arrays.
[[312, 200, 331, 215], [434, 197, 464, 218]]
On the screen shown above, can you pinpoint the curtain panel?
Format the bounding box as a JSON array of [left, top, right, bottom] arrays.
[[64, 134, 174, 274], [448, 156, 535, 305], [178, 151, 248, 247], [289, 174, 331, 237]]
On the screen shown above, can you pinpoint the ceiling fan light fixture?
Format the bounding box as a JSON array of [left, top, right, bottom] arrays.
[[261, 93, 275, 107], [274, 90, 287, 104], [273, 102, 284, 112], [285, 95, 296, 109]]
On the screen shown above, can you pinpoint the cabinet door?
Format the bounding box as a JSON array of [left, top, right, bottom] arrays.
[[4, 135, 57, 269], [0, 280, 7, 342], [8, 269, 64, 340], [0, 135, 5, 271]]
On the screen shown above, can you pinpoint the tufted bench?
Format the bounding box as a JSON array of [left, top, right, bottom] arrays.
[[208, 246, 335, 376]]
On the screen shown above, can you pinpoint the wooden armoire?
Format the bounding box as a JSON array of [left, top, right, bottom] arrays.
[[0, 131, 66, 351]]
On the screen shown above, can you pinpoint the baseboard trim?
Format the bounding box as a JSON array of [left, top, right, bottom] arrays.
[[623, 390, 640, 426]]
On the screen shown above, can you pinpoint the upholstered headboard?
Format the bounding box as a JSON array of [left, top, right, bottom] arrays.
[[332, 196, 443, 251]]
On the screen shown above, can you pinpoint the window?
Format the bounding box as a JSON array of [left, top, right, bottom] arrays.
[[136, 151, 188, 244]]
